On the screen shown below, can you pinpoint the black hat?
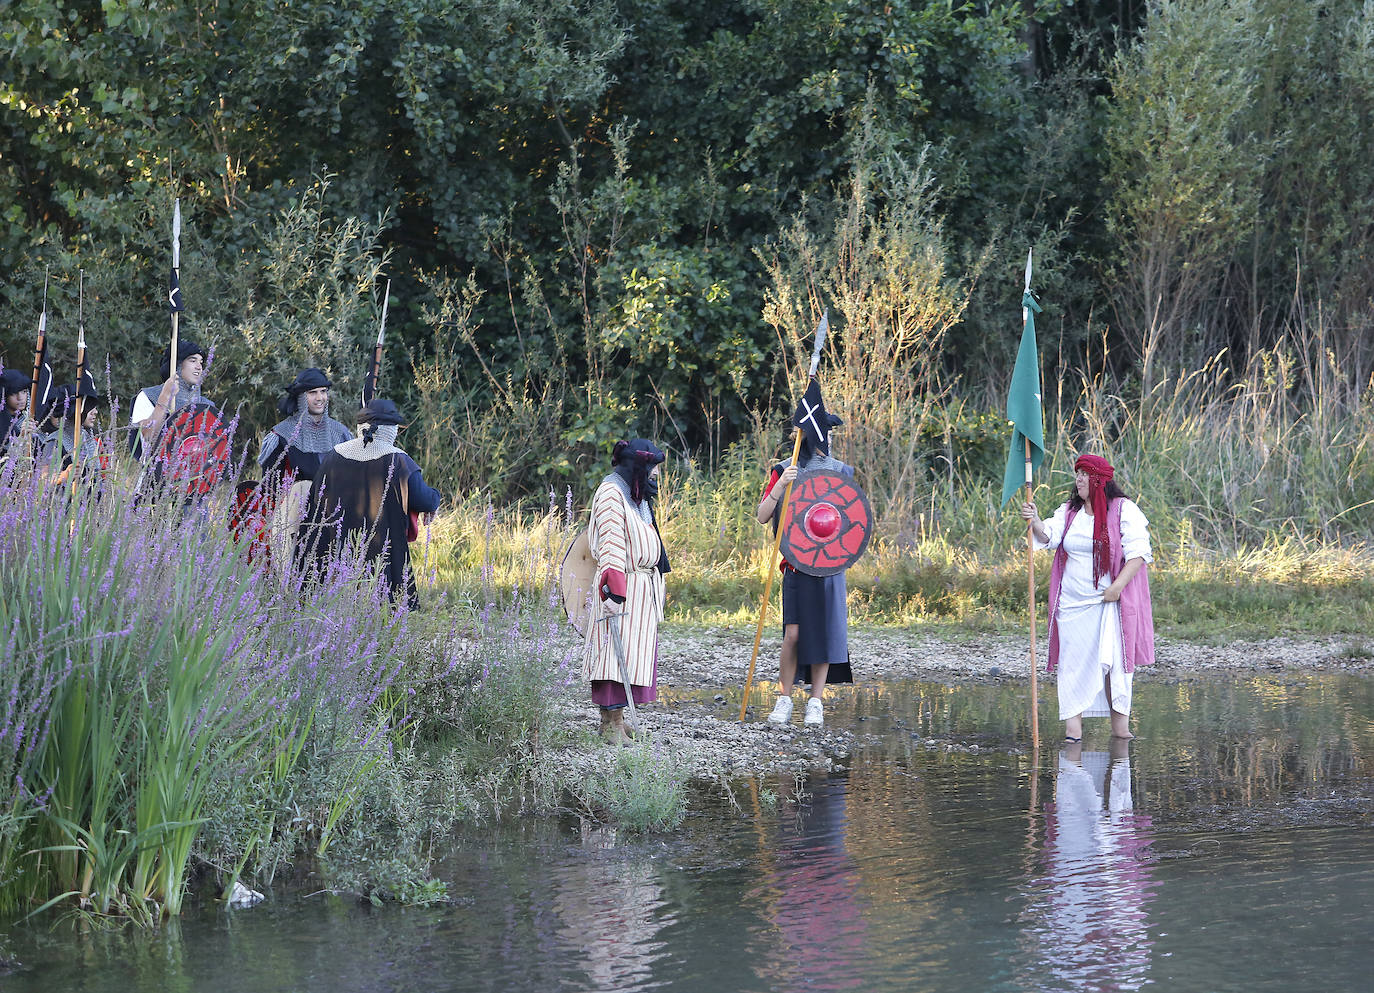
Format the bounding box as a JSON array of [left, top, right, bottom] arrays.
[[1, 368, 32, 398], [43, 376, 102, 421], [278, 367, 333, 416], [158, 338, 207, 377], [356, 397, 405, 426], [286, 367, 332, 395]]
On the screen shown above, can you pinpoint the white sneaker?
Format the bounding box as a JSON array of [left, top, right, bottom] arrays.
[[767, 696, 794, 724], [803, 697, 824, 727]]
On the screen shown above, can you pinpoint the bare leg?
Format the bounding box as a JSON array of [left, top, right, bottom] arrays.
[[809, 662, 830, 700], [778, 624, 800, 695], [1110, 709, 1134, 739], [1064, 714, 1083, 741], [1106, 672, 1134, 738]]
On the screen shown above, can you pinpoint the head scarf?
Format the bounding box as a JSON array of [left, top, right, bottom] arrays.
[[611, 438, 670, 574], [612, 438, 666, 503], [1075, 453, 1115, 585]]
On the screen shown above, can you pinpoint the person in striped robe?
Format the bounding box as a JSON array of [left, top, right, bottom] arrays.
[[1022, 454, 1155, 742], [583, 438, 670, 743]]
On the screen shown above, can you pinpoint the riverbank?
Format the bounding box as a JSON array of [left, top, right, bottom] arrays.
[[553, 623, 1374, 784]]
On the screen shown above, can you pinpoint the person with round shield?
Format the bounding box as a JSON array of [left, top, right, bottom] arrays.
[[756, 413, 855, 728], [303, 398, 441, 610], [583, 438, 670, 744], [129, 338, 218, 458], [257, 367, 353, 481]]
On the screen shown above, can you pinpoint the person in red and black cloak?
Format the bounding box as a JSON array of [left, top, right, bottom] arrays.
[[303, 398, 441, 609], [756, 412, 854, 728], [257, 367, 353, 481], [582, 438, 671, 743]]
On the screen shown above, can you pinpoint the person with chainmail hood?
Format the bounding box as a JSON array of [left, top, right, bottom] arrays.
[[129, 338, 218, 459], [303, 397, 441, 609], [248, 368, 354, 566], [258, 368, 353, 480], [38, 377, 106, 487], [582, 438, 671, 744], [756, 411, 854, 728]]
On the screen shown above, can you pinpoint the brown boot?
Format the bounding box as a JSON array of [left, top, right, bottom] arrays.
[[607, 708, 633, 746], [598, 707, 615, 741]]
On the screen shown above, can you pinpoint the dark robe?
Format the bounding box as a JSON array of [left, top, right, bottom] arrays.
[[0, 409, 23, 457], [304, 448, 441, 608]]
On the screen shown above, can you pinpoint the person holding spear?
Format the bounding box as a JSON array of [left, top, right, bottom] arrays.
[[748, 312, 866, 729]]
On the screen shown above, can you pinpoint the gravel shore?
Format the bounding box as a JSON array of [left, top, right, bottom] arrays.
[[555, 624, 1374, 785]]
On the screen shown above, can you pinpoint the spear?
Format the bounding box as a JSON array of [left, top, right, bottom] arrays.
[[168, 197, 183, 382], [362, 278, 390, 406], [70, 268, 88, 490], [738, 309, 828, 721], [29, 268, 50, 423]]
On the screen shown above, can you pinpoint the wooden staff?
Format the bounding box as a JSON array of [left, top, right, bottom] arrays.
[[738, 427, 804, 721], [362, 278, 389, 406], [169, 197, 181, 381], [29, 269, 49, 422], [70, 269, 88, 493], [1025, 435, 1039, 751], [1022, 250, 1040, 753]]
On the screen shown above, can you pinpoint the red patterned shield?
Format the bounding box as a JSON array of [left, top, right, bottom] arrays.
[[779, 469, 873, 576], [153, 402, 231, 497]]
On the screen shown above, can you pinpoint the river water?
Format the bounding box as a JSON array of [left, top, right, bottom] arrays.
[[4, 673, 1372, 992]]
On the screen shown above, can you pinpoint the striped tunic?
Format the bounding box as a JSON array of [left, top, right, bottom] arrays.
[[1037, 500, 1153, 719], [582, 480, 665, 686]]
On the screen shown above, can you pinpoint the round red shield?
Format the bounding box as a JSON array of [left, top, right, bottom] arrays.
[[154, 402, 231, 497], [780, 469, 873, 576]]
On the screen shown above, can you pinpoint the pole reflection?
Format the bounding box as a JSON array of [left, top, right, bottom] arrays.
[[1024, 739, 1156, 992]]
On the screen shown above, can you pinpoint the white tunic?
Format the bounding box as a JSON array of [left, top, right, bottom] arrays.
[[1038, 501, 1152, 719]]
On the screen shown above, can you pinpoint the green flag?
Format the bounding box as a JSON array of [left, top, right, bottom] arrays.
[[1001, 289, 1044, 507]]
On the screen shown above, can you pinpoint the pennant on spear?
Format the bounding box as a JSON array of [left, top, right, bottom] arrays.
[[738, 310, 829, 721], [168, 197, 184, 380], [1000, 249, 1045, 751]]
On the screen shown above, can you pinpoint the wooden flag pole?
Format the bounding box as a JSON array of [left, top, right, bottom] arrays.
[[1022, 248, 1040, 754], [1025, 435, 1039, 752], [738, 427, 804, 721]]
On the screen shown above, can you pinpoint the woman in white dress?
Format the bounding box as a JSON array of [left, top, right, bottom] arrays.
[[1021, 454, 1155, 742]]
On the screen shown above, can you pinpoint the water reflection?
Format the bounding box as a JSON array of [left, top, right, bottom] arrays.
[[549, 823, 672, 993], [1025, 739, 1156, 992], [750, 773, 868, 992]]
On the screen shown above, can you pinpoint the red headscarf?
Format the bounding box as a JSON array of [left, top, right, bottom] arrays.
[[1074, 453, 1115, 585]]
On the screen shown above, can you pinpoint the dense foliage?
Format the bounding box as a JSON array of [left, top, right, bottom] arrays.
[[3, 1, 1373, 512]]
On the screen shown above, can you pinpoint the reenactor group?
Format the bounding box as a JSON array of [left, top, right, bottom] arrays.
[[0, 340, 441, 611]]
